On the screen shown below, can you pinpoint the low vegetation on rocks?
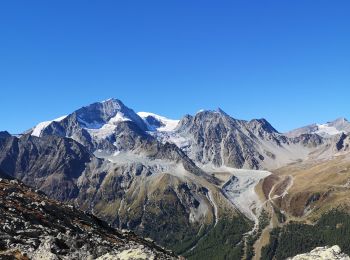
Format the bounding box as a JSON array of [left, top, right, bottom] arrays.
[[0, 178, 175, 260]]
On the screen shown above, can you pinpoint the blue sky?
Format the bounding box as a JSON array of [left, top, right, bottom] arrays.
[[1, 1, 349, 134]]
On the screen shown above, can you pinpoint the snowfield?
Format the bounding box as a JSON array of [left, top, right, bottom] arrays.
[[137, 112, 179, 132], [316, 123, 343, 136]]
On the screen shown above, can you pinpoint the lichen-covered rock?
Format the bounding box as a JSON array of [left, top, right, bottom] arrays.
[[0, 178, 175, 260]]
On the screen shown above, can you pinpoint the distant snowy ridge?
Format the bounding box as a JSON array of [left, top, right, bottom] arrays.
[[31, 115, 67, 137], [286, 117, 350, 137]]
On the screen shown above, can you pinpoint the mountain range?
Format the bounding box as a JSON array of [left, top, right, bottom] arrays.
[[1, 98, 350, 259]]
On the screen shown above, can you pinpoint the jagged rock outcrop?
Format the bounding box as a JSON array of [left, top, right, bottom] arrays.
[[0, 177, 175, 259], [288, 245, 350, 260]]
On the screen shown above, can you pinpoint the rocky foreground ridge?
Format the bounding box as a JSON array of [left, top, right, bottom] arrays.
[[0, 176, 175, 260], [288, 245, 350, 260]]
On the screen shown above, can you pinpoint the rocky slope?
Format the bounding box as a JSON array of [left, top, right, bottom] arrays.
[[0, 177, 175, 259], [288, 246, 350, 260]]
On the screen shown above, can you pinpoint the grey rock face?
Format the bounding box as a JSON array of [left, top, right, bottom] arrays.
[[142, 114, 166, 130], [0, 134, 94, 201], [247, 118, 279, 136], [176, 110, 258, 168], [336, 133, 350, 152], [175, 110, 289, 169], [290, 134, 324, 148], [0, 131, 11, 138], [0, 168, 13, 179]]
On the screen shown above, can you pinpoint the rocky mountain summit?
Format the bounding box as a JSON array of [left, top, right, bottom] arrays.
[[0, 176, 175, 259]]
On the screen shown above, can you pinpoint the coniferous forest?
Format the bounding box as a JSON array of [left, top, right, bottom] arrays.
[[261, 210, 350, 259]]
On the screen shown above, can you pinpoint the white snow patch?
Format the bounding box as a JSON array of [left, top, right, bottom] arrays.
[[137, 112, 179, 132], [86, 124, 117, 139], [101, 98, 115, 103], [108, 112, 132, 124], [80, 112, 134, 140], [316, 123, 342, 136], [31, 115, 67, 137]]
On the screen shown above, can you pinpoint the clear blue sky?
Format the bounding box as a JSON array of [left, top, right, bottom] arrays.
[[1, 1, 349, 134]]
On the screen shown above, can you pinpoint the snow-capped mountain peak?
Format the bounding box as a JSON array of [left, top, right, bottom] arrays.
[[30, 98, 147, 138], [75, 98, 145, 128]]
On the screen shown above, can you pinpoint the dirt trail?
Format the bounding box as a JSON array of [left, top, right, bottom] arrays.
[[251, 175, 294, 260], [268, 175, 294, 201], [207, 190, 219, 226]]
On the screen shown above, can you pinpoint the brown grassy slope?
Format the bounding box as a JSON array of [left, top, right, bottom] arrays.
[[262, 154, 350, 221]]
